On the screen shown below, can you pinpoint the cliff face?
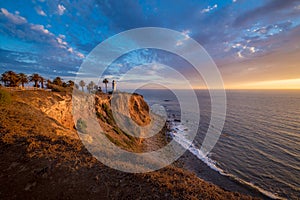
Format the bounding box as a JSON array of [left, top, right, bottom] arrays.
[[15, 90, 152, 151], [15, 91, 75, 130], [0, 89, 254, 200]]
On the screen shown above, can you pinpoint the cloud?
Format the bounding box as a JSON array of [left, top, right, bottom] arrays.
[[234, 0, 299, 27], [201, 4, 217, 13], [0, 8, 84, 61], [56, 36, 66, 44], [176, 30, 190, 46], [76, 52, 85, 58], [249, 46, 256, 53], [57, 4, 66, 15], [30, 24, 52, 35], [237, 51, 243, 58], [295, 4, 300, 10], [35, 7, 47, 16], [0, 8, 27, 24], [67, 47, 73, 53]]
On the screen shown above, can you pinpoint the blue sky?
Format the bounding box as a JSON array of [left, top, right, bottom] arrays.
[[1, 0, 300, 88]]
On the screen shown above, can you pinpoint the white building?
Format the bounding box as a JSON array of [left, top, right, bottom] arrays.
[[112, 80, 116, 91]]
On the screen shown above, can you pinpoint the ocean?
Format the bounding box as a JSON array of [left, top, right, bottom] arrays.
[[135, 89, 300, 200]]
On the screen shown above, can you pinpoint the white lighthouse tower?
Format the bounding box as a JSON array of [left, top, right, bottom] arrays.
[[112, 80, 116, 92]]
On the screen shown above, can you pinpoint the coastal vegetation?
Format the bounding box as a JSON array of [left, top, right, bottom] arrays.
[[0, 70, 107, 94], [102, 78, 109, 93], [76, 118, 87, 134], [0, 89, 11, 105]]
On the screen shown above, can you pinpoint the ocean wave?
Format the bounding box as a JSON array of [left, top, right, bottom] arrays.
[[168, 121, 285, 200]]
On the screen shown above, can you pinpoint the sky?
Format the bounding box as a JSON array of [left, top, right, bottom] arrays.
[[0, 0, 300, 89]]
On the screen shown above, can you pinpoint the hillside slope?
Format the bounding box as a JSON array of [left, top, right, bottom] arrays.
[[0, 89, 257, 199]]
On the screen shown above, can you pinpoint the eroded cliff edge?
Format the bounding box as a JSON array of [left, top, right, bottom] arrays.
[[0, 89, 257, 200]]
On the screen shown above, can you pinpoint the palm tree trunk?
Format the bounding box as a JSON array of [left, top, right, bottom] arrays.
[[105, 84, 107, 93]]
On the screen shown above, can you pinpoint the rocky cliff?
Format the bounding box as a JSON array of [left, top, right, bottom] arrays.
[[0, 89, 256, 200], [14, 90, 156, 153]]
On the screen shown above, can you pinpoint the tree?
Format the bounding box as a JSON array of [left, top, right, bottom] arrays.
[[93, 85, 98, 91], [30, 73, 41, 88], [89, 81, 96, 93], [1, 72, 10, 86], [1, 71, 19, 87], [46, 79, 52, 89], [79, 80, 85, 92], [102, 78, 109, 93], [8, 71, 19, 87], [86, 84, 92, 93], [53, 77, 63, 86], [67, 80, 75, 87], [18, 73, 28, 88], [87, 81, 96, 93]]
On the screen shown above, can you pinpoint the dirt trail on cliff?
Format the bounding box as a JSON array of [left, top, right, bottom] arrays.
[[0, 89, 258, 199]]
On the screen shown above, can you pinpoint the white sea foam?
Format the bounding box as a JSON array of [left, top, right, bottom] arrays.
[[169, 122, 225, 174], [168, 121, 284, 200]]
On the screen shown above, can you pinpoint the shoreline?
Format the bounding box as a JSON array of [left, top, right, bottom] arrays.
[[179, 151, 274, 200], [141, 116, 274, 199]]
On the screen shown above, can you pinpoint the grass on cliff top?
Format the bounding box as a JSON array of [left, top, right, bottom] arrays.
[[0, 89, 12, 105]]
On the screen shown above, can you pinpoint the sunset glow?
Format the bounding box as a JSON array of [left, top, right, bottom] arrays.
[[228, 78, 300, 90]]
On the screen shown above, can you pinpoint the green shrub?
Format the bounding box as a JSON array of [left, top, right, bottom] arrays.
[[76, 118, 87, 133], [96, 111, 106, 122], [0, 89, 11, 105], [124, 138, 134, 148], [123, 131, 134, 140], [50, 84, 69, 92], [105, 134, 121, 146], [101, 103, 115, 124], [101, 103, 109, 111], [113, 127, 123, 135], [105, 115, 115, 126]]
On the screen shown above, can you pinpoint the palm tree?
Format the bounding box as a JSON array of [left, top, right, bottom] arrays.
[[9, 71, 19, 87], [86, 81, 96, 93], [67, 80, 75, 87], [79, 80, 85, 92], [2, 71, 19, 87], [89, 81, 96, 92], [46, 79, 52, 89], [86, 84, 92, 93], [18, 73, 28, 88], [102, 78, 109, 93], [1, 72, 9, 86], [53, 77, 63, 86], [30, 73, 41, 88]]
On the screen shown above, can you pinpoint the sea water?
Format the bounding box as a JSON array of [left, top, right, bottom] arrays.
[[136, 89, 300, 200]]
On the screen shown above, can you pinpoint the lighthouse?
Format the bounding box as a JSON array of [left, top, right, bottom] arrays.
[[112, 80, 116, 92]]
